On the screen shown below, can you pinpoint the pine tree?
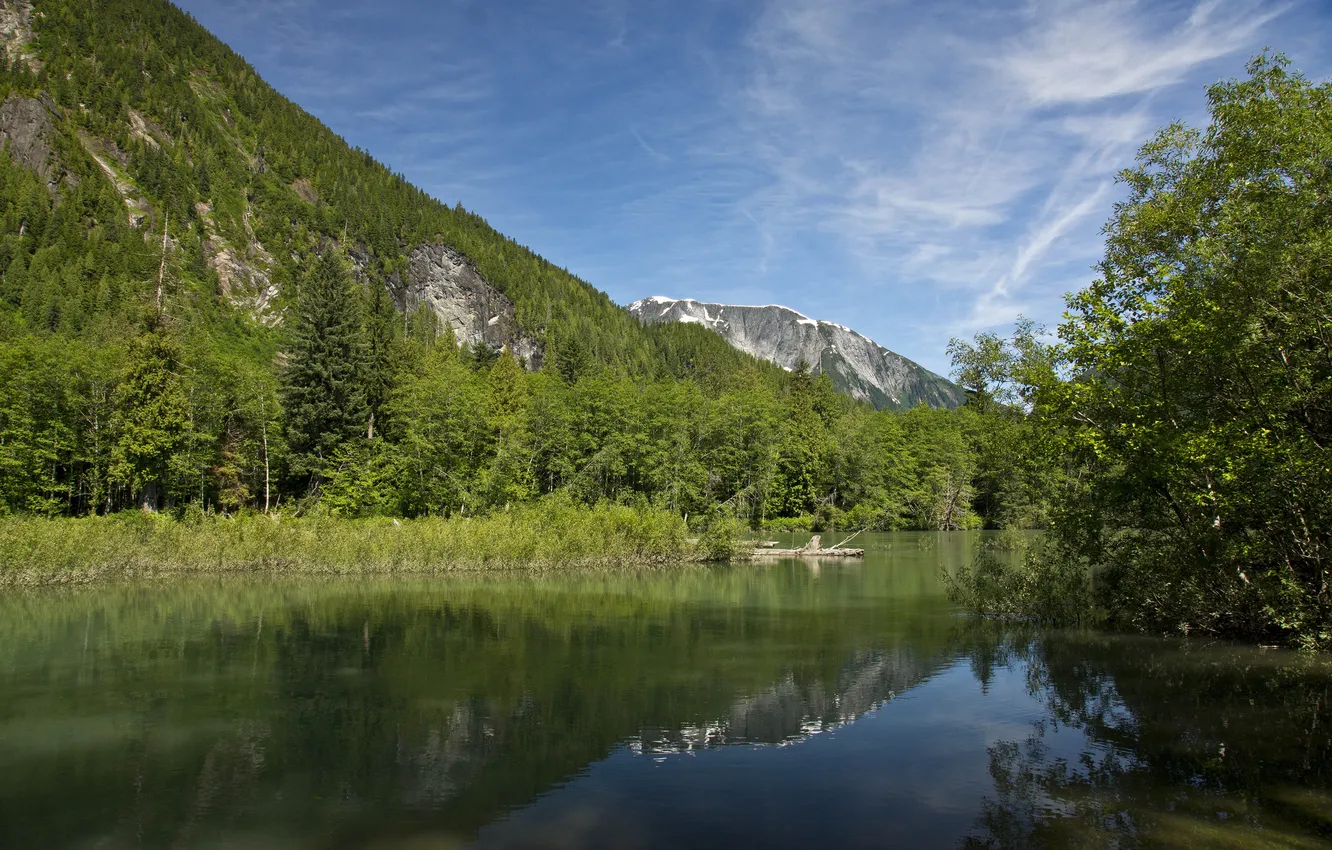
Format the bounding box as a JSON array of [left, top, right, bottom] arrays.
[[362, 281, 398, 439], [279, 245, 368, 493]]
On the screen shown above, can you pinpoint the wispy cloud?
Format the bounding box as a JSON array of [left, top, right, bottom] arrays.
[[629, 126, 670, 162], [721, 0, 1289, 348], [176, 0, 1324, 373], [1000, 0, 1283, 105]]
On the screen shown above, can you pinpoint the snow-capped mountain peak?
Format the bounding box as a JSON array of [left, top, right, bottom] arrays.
[[626, 297, 963, 410]]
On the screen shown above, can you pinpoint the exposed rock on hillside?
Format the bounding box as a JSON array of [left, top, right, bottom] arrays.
[[402, 244, 542, 366], [627, 297, 964, 410], [78, 131, 153, 224], [0, 0, 36, 69], [126, 107, 166, 149], [195, 200, 279, 325], [0, 95, 59, 190], [289, 178, 317, 204]]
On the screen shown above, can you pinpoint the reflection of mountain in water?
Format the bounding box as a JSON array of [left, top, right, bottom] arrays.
[[632, 647, 941, 753], [386, 645, 944, 824], [0, 566, 962, 849]]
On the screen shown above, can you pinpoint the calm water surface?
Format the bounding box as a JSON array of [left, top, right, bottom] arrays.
[[2, 532, 1330, 849]]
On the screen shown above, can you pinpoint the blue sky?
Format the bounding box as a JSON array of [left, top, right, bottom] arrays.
[[177, 0, 1330, 375]]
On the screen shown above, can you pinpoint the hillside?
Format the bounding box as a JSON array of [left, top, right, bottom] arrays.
[[628, 297, 964, 411], [0, 0, 763, 379]]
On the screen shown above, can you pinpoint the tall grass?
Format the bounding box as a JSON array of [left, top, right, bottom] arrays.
[[0, 498, 695, 587]]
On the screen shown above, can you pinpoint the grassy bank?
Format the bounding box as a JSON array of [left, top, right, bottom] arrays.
[[0, 499, 697, 587]]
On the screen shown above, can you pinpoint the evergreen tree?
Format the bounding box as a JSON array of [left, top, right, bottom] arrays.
[[362, 280, 398, 440], [279, 246, 368, 493]]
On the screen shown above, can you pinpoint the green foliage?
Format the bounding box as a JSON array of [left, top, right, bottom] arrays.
[[319, 438, 400, 517], [1057, 54, 1332, 646], [944, 541, 1097, 628], [947, 54, 1332, 648], [696, 510, 748, 562], [108, 331, 192, 509], [0, 499, 692, 585]]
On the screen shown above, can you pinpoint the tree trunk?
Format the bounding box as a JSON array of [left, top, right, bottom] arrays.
[[262, 420, 271, 514]]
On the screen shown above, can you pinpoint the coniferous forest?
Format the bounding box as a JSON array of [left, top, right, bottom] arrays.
[[1, 0, 1329, 647]]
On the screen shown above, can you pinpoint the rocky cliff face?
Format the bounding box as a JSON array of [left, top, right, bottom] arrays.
[[0, 0, 35, 69], [400, 244, 541, 367], [0, 96, 59, 191], [195, 200, 280, 324], [627, 297, 964, 410]]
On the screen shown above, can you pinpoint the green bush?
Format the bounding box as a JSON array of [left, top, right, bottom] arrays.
[[943, 540, 1097, 628]]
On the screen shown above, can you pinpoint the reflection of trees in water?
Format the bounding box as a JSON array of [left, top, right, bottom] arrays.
[[954, 625, 1332, 848], [0, 581, 957, 850]]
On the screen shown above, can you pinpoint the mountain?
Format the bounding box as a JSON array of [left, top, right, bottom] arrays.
[[0, 0, 767, 381], [627, 298, 964, 410]]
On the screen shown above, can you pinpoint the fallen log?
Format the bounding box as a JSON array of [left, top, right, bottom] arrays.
[[748, 536, 865, 558], [749, 546, 864, 558]]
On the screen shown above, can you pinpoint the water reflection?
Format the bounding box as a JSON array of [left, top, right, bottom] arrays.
[[0, 534, 1328, 849], [954, 626, 1332, 848]]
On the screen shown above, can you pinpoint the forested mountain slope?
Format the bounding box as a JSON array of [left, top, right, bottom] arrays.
[[0, 0, 1039, 531], [0, 0, 765, 376]]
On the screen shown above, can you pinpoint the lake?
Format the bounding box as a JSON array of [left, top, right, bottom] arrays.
[[2, 532, 1330, 849]]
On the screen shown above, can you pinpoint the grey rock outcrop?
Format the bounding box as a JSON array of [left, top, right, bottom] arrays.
[[402, 244, 541, 367], [196, 201, 279, 325], [0, 96, 59, 190], [627, 297, 964, 410], [0, 0, 35, 68]]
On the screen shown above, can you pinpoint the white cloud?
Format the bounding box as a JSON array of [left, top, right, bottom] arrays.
[[999, 0, 1282, 105], [722, 0, 1285, 343]]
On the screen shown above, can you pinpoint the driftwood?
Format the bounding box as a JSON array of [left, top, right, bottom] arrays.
[[829, 527, 866, 549], [749, 534, 865, 558]]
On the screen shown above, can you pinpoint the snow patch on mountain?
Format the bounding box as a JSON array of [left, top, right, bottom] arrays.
[[627, 297, 964, 410]]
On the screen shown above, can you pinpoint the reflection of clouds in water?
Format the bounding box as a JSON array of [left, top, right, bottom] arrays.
[[473, 800, 649, 850], [956, 634, 1332, 848]]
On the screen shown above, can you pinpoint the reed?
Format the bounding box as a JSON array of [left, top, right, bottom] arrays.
[[0, 499, 695, 587]]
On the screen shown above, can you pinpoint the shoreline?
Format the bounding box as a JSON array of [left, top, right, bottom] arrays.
[[0, 507, 714, 588]]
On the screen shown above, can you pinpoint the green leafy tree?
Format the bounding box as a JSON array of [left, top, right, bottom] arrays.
[[948, 318, 1062, 529], [362, 281, 399, 440], [1053, 54, 1332, 645], [320, 438, 400, 517], [109, 332, 192, 510], [388, 344, 486, 516], [480, 350, 535, 507], [950, 54, 1332, 648]]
